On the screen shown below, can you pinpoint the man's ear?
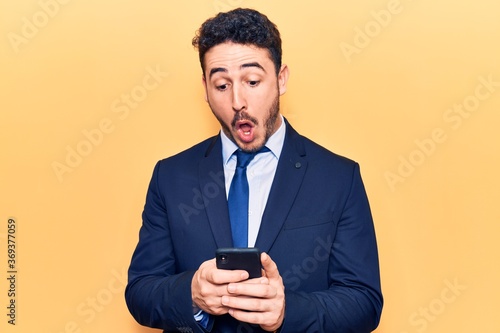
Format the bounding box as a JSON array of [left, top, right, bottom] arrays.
[[202, 75, 208, 102], [278, 64, 290, 96]]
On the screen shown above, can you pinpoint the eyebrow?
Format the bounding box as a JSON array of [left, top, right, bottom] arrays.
[[208, 62, 266, 79], [241, 62, 266, 72]]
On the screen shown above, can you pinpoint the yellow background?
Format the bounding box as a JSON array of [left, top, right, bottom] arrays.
[[1, 0, 499, 332]]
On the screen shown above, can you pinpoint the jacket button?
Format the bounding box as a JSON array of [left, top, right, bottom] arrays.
[[295, 162, 301, 169]]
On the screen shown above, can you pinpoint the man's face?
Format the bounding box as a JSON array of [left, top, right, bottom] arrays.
[[202, 42, 289, 152]]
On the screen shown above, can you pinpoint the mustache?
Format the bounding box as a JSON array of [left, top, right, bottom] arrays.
[[231, 111, 259, 128]]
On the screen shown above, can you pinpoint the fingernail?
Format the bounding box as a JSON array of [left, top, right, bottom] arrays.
[[228, 284, 236, 293], [221, 296, 229, 305]]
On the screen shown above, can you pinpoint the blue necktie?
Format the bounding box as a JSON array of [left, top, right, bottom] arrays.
[[228, 148, 268, 247]]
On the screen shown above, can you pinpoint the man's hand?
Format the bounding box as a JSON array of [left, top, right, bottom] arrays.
[[191, 258, 250, 315], [221, 252, 285, 332]]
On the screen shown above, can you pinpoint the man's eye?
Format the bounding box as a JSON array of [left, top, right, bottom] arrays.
[[217, 84, 228, 91], [248, 80, 259, 87]]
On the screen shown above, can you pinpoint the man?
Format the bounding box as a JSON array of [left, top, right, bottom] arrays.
[[126, 8, 382, 333]]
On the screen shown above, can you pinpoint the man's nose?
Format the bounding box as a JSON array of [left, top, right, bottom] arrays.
[[231, 85, 246, 112]]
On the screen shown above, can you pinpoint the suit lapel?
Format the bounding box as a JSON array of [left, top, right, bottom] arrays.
[[255, 121, 307, 253], [198, 135, 234, 248]]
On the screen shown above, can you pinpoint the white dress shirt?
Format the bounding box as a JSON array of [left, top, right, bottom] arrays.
[[220, 115, 286, 247]]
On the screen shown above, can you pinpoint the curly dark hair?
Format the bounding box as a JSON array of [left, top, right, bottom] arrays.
[[192, 8, 282, 75]]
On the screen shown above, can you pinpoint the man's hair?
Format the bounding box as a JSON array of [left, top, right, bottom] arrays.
[[192, 8, 282, 75]]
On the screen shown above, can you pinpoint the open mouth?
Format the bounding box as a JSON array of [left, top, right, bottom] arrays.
[[235, 120, 255, 143]]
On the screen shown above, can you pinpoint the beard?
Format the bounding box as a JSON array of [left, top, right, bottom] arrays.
[[209, 93, 280, 153]]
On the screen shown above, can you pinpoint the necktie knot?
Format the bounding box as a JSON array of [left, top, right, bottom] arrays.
[[234, 146, 270, 169], [235, 150, 257, 169]]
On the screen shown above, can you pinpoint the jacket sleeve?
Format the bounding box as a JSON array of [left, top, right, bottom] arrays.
[[124, 161, 206, 332], [280, 163, 383, 333]]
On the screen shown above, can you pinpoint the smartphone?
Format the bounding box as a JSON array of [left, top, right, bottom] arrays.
[[216, 247, 262, 279]]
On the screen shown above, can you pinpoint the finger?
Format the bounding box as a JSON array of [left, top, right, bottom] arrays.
[[221, 294, 271, 312], [200, 259, 248, 284], [198, 259, 249, 284], [227, 281, 276, 298], [210, 269, 249, 284], [239, 276, 269, 285], [197, 258, 216, 271], [227, 306, 278, 327], [260, 252, 280, 279]]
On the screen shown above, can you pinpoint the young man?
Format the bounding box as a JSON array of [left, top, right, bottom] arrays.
[[126, 8, 383, 333]]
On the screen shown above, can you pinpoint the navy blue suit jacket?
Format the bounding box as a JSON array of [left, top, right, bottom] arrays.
[[125, 120, 383, 332]]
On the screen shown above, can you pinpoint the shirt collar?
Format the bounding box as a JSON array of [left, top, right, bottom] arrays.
[[221, 114, 286, 165]]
